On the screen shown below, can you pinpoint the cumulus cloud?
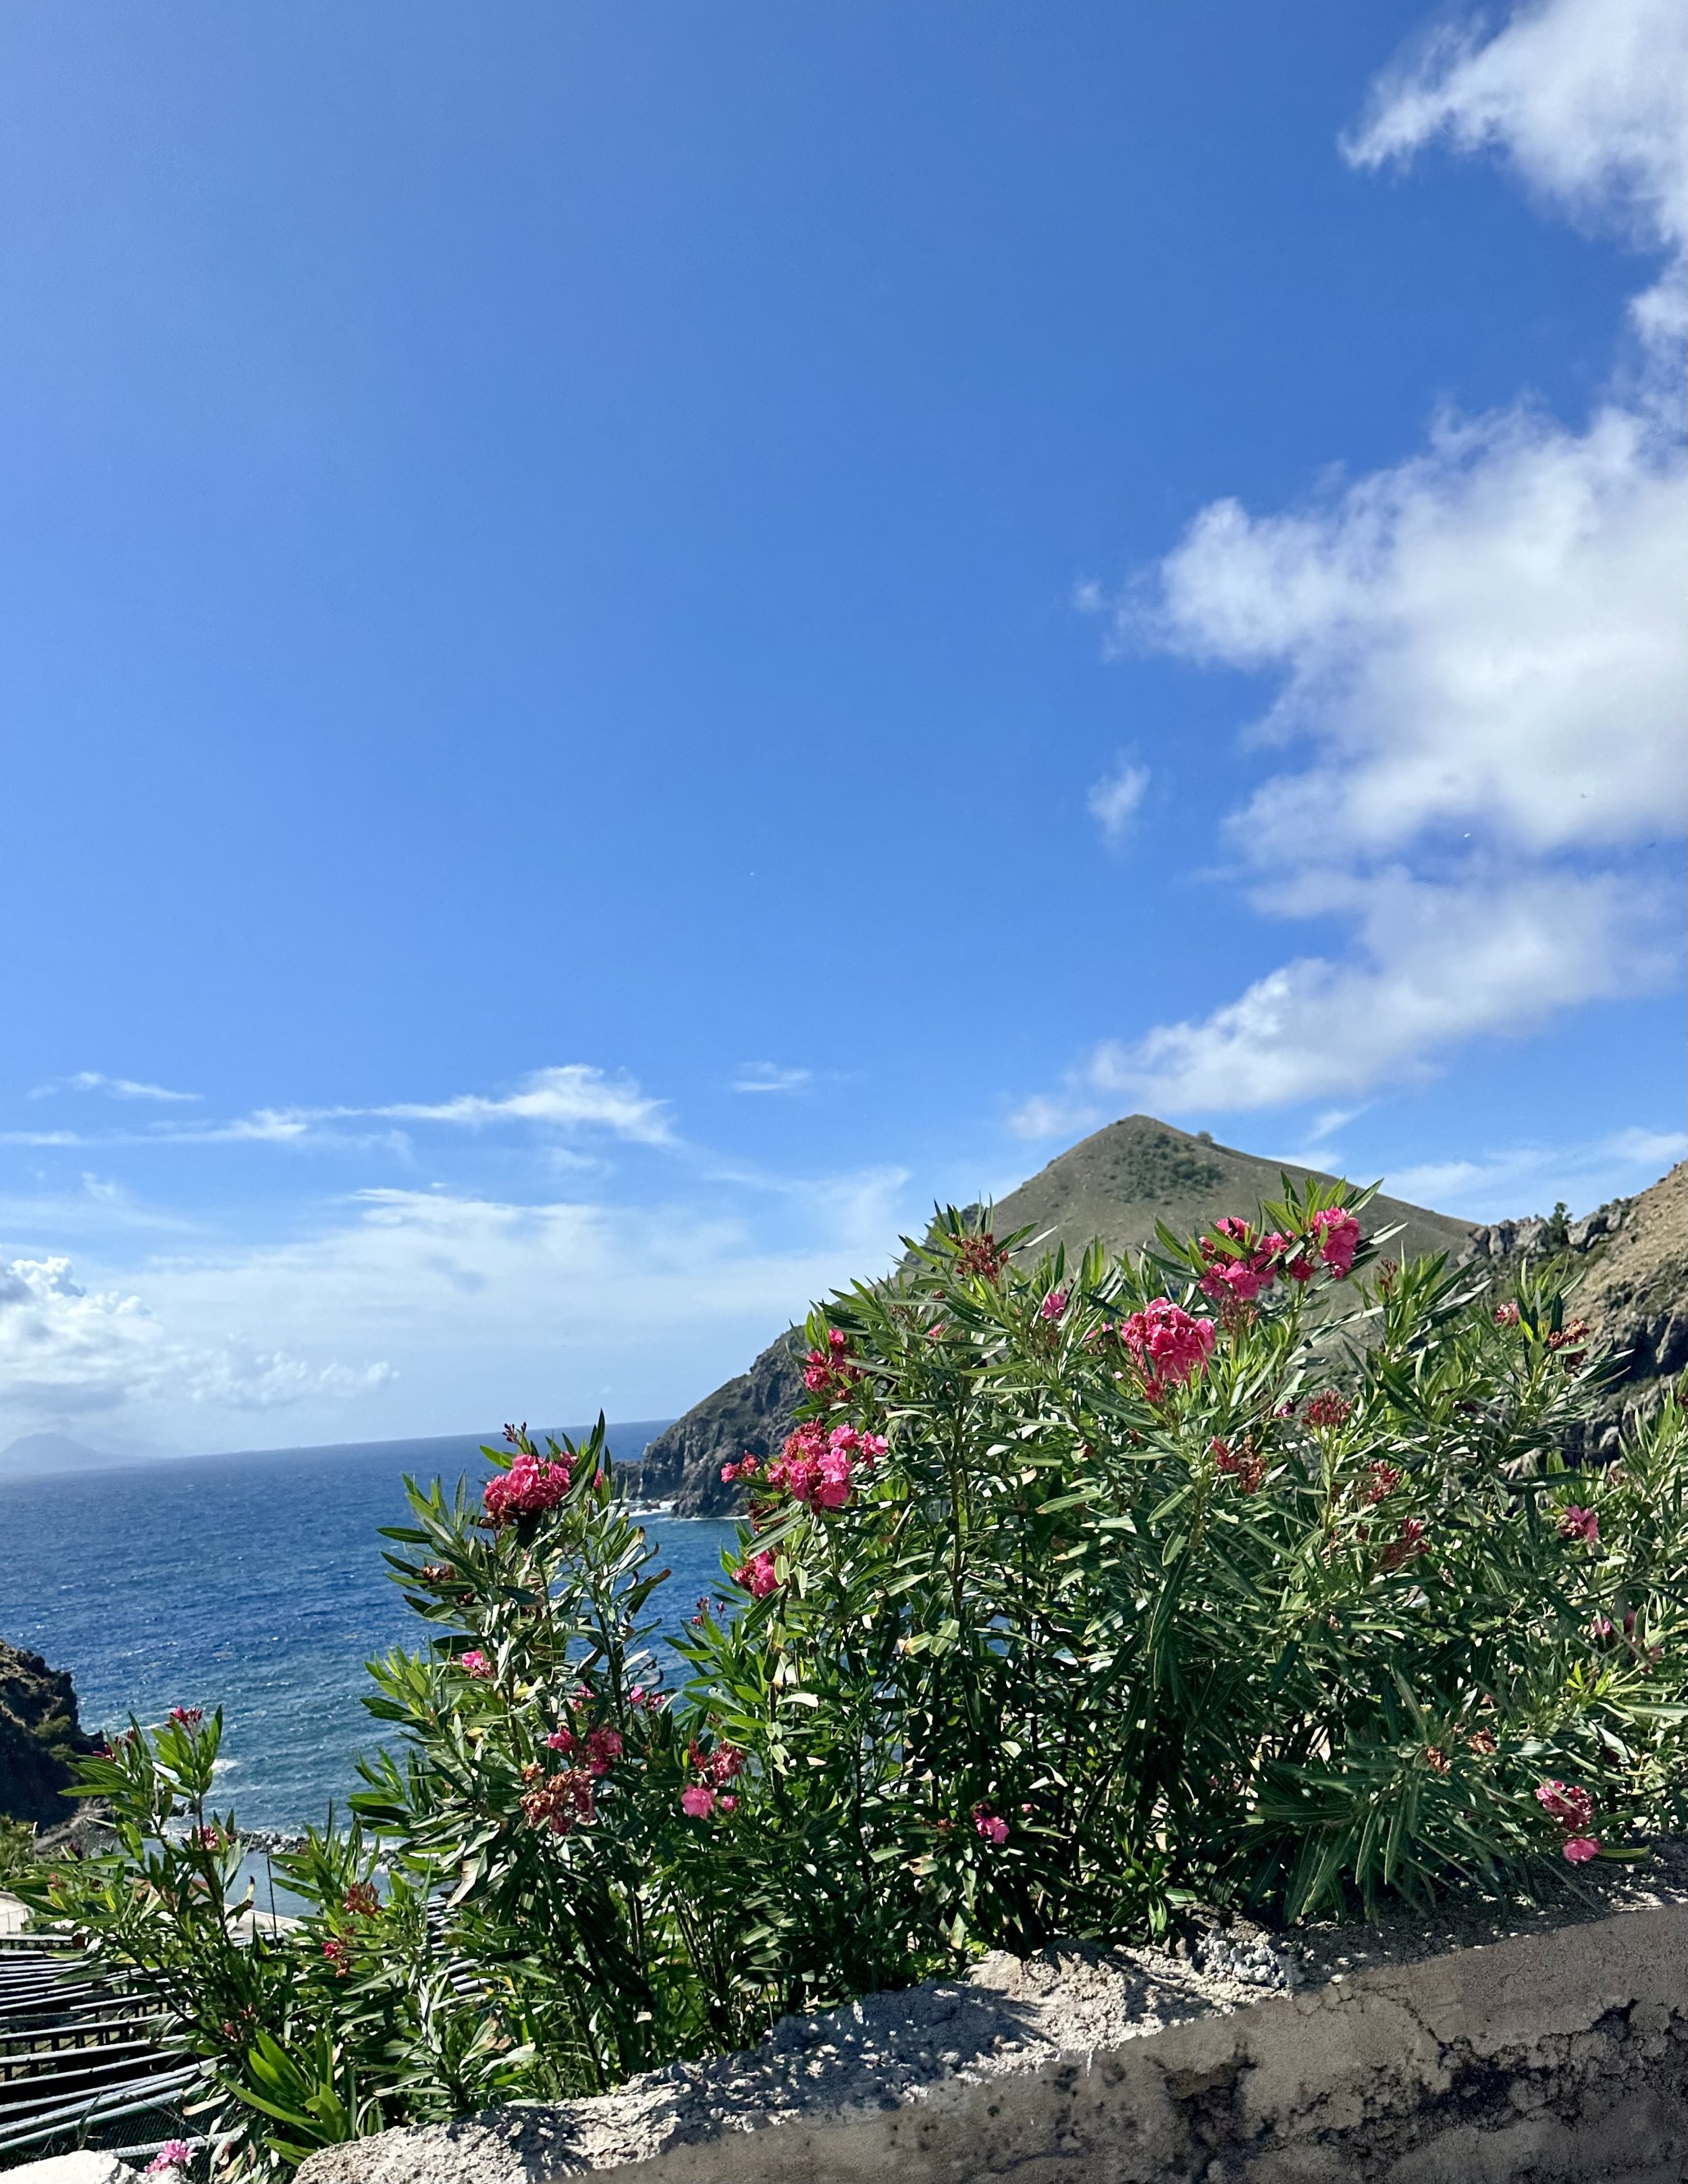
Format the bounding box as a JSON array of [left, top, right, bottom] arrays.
[[1086, 761, 1151, 844], [0, 1250, 389, 1433], [1024, 0, 1685, 1129], [1344, 0, 1686, 255]]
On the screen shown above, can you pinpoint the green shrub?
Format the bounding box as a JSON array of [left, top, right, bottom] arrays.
[[18, 1183, 1687, 2172]]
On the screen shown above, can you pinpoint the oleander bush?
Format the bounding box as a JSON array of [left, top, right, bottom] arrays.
[[20, 1181, 1688, 2173]]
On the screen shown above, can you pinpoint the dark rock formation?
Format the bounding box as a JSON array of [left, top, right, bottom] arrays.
[[0, 1641, 102, 1827], [639, 1332, 808, 1518]]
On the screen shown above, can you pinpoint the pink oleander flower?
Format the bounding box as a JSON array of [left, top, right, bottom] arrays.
[[1118, 1299, 1216, 1402], [1365, 1461, 1402, 1502], [585, 1726, 623, 1776], [1039, 1287, 1070, 1321], [546, 1726, 577, 1754], [767, 1422, 884, 1510], [972, 1805, 1009, 1846], [321, 1937, 352, 1975], [681, 1784, 716, 1819], [1494, 1301, 1521, 1327], [717, 1793, 738, 1813], [188, 1825, 222, 1851], [1562, 1836, 1602, 1864], [458, 1650, 494, 1680], [802, 1327, 861, 1397], [145, 2143, 194, 2177], [1535, 1780, 1595, 1830], [1310, 1208, 1360, 1277], [709, 1744, 745, 1784], [735, 1550, 779, 1598], [168, 1707, 203, 1728], [1559, 1505, 1599, 1544], [1284, 1254, 1314, 1283], [483, 1451, 573, 1528], [1591, 1615, 1615, 1641], [1304, 1390, 1352, 1431]]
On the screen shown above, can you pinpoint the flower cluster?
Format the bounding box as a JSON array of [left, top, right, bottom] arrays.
[[321, 1937, 352, 1976], [1547, 1317, 1590, 1358], [972, 1804, 1008, 1846], [733, 1549, 779, 1598], [1379, 1517, 1429, 1572], [483, 1451, 573, 1528], [953, 1232, 1009, 1283], [545, 1721, 623, 1776], [1364, 1460, 1402, 1503], [681, 1740, 743, 1820], [1304, 1390, 1352, 1431], [1494, 1301, 1521, 1327], [144, 2143, 194, 2179], [519, 1761, 598, 1835], [1309, 1207, 1360, 1277], [766, 1421, 887, 1510], [1211, 1437, 1265, 1493], [801, 1328, 861, 1399], [1039, 1286, 1069, 1322], [168, 1706, 203, 1728], [458, 1649, 494, 1680], [1535, 1779, 1601, 1863], [1559, 1505, 1600, 1544], [342, 1881, 379, 1918], [1118, 1300, 1216, 1402]]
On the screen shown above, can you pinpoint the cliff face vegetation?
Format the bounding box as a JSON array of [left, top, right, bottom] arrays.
[[0, 1639, 101, 1827]]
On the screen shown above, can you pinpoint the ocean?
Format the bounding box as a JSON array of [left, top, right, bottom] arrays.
[[1, 1427, 739, 1835]]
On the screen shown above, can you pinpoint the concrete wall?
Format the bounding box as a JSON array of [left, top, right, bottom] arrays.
[[299, 1896, 1688, 2184]]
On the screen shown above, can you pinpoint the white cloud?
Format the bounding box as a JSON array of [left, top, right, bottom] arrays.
[[1384, 1123, 1687, 1220], [1086, 761, 1151, 844], [733, 1064, 814, 1095], [366, 1065, 672, 1142], [0, 1250, 388, 1433], [1153, 404, 1686, 861], [1344, 0, 1686, 255], [29, 1071, 201, 1104], [1022, 0, 1686, 1128]]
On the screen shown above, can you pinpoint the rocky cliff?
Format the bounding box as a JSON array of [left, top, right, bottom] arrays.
[[1462, 1161, 1687, 1460], [641, 1113, 1476, 1516], [0, 1641, 102, 1828]]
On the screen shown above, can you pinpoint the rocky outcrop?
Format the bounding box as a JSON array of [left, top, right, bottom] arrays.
[[1462, 1163, 1687, 1461], [0, 1642, 101, 1828], [639, 1333, 808, 1518]]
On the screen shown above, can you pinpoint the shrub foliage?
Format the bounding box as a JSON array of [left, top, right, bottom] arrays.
[[20, 1184, 1688, 2171]]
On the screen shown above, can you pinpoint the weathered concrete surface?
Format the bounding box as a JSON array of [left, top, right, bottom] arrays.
[[298, 1888, 1688, 2184]]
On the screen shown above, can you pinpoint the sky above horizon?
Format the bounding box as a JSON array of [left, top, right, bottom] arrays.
[[2, 0, 1683, 1456]]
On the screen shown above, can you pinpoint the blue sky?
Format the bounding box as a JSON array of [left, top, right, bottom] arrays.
[[1, 0, 1682, 1455]]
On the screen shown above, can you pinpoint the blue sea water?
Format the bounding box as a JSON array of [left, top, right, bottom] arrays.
[[1, 1427, 738, 1833]]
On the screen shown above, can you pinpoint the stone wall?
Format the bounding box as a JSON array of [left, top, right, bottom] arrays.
[[299, 1856, 1688, 2184]]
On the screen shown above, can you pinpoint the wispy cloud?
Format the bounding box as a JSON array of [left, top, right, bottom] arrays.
[[1086, 760, 1150, 845], [732, 1063, 814, 1096], [1383, 1124, 1687, 1221], [30, 1071, 201, 1104], [3, 1065, 673, 1155]]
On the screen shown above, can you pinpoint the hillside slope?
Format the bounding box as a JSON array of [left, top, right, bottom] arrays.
[[640, 1114, 1473, 1516], [1464, 1161, 1686, 1460]]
